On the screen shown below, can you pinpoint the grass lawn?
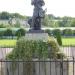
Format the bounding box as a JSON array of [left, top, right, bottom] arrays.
[[0, 39, 17, 47], [0, 37, 75, 47], [62, 37, 75, 46]]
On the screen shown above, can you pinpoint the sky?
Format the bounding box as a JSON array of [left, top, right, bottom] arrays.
[[0, 0, 75, 17]]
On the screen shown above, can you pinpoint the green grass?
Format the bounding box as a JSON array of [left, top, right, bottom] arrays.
[[0, 37, 75, 47], [0, 39, 17, 47], [62, 37, 75, 46]]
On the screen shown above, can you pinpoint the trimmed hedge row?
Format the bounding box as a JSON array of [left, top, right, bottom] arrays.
[[0, 28, 26, 39], [45, 29, 75, 36], [0, 28, 75, 39]]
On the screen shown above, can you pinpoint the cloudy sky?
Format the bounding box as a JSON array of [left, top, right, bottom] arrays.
[[0, 0, 75, 17]]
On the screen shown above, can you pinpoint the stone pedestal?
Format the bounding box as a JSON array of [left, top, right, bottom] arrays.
[[25, 32, 49, 42]]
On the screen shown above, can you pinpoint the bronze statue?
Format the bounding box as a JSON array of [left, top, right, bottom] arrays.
[[28, 0, 45, 31]]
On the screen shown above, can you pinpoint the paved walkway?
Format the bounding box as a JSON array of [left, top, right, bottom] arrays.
[[61, 47, 75, 57], [0, 48, 13, 59]]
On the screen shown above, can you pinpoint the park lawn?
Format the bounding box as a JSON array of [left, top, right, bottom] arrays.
[[0, 38, 75, 47], [62, 37, 75, 46], [0, 39, 17, 47]]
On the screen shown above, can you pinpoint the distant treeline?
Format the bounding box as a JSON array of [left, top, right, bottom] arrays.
[[0, 11, 29, 20], [0, 12, 75, 27], [43, 14, 75, 27]]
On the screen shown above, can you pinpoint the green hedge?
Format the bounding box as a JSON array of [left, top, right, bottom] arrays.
[[0, 28, 26, 39], [62, 29, 73, 36], [4, 28, 13, 36], [45, 29, 52, 36], [15, 28, 26, 39]]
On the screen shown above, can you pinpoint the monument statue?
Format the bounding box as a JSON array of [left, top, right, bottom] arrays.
[[28, 0, 45, 31], [25, 0, 48, 41]]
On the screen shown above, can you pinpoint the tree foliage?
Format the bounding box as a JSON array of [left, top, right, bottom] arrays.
[[42, 14, 75, 27], [0, 11, 28, 20]]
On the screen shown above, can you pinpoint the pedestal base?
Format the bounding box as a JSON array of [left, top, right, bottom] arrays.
[[25, 32, 49, 42], [28, 29, 45, 33]]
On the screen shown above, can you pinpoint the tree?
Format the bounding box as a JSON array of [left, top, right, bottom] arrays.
[[48, 14, 55, 19], [42, 15, 49, 26], [14, 20, 21, 27], [12, 13, 26, 19], [42, 15, 55, 27], [61, 16, 72, 27], [70, 19, 75, 27], [0, 12, 10, 20], [53, 21, 60, 27], [0, 11, 28, 20]]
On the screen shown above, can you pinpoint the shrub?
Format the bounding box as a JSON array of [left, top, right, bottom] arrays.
[[0, 24, 6, 28], [62, 29, 73, 36], [15, 28, 26, 39], [7, 39, 48, 60], [73, 30, 75, 36], [52, 29, 62, 46], [57, 53, 66, 59], [0, 31, 4, 39], [3, 28, 13, 36], [45, 29, 52, 36], [7, 36, 61, 60], [52, 29, 61, 36]]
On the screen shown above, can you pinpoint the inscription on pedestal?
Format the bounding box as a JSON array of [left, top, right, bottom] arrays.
[[25, 33, 49, 42]]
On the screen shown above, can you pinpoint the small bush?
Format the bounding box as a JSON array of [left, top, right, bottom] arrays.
[[62, 29, 73, 36], [0, 31, 4, 39], [15, 28, 26, 39], [52, 29, 62, 46], [3, 28, 13, 36], [73, 30, 75, 36], [0, 24, 6, 28], [57, 53, 66, 59], [45, 29, 52, 36]]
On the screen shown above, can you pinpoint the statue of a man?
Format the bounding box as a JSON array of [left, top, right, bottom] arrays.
[[32, 0, 45, 17], [29, 0, 45, 30]]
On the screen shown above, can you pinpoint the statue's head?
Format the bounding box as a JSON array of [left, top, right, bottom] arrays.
[[31, 0, 45, 6]]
